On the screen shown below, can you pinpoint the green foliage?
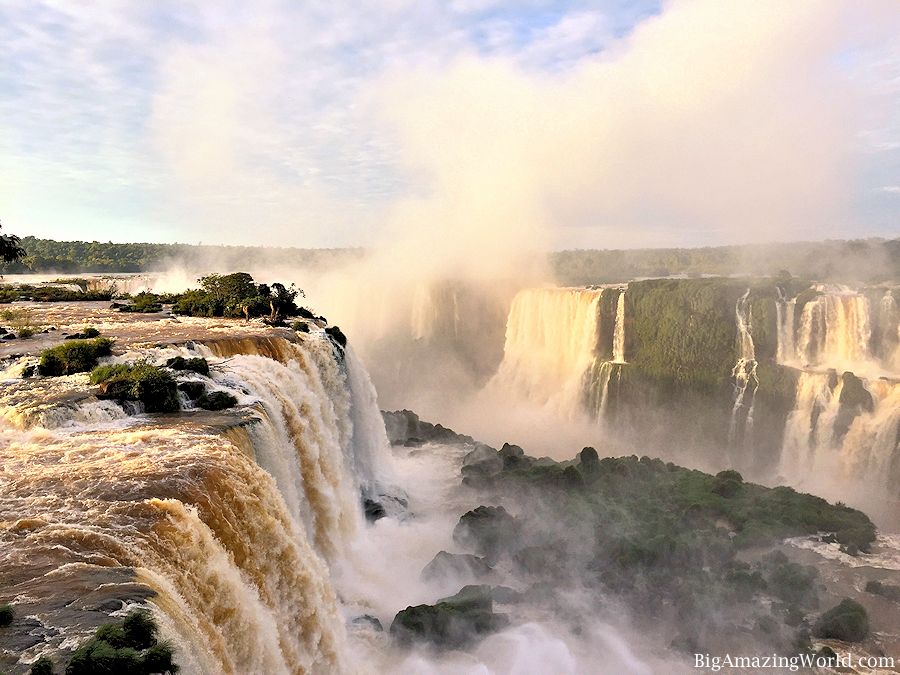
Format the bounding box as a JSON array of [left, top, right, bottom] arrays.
[[64, 610, 177, 675], [38, 338, 113, 376], [30, 656, 55, 675], [118, 292, 164, 313], [0, 235, 361, 274], [165, 356, 210, 376], [171, 273, 302, 320], [197, 390, 237, 411], [626, 278, 746, 392], [550, 238, 900, 285], [90, 362, 180, 413], [0, 603, 12, 626], [0, 220, 26, 263], [812, 599, 869, 642], [65, 327, 100, 340], [0, 284, 112, 303]]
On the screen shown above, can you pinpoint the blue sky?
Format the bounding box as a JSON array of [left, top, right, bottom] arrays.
[[0, 0, 896, 249]]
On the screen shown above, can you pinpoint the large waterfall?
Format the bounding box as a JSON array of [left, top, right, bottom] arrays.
[[0, 329, 393, 673], [486, 287, 604, 418]]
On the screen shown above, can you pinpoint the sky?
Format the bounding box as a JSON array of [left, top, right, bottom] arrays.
[[0, 0, 897, 250]]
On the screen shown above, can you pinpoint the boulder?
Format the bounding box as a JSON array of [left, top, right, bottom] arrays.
[[834, 372, 874, 441], [453, 505, 519, 561], [350, 614, 383, 631], [390, 588, 508, 648], [421, 551, 493, 583], [461, 444, 502, 478]]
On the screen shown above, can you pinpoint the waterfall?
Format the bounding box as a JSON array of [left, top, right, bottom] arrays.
[[612, 290, 626, 364], [794, 287, 874, 372], [0, 330, 392, 673], [486, 287, 603, 418], [775, 286, 796, 363], [780, 372, 900, 495], [728, 289, 758, 453]]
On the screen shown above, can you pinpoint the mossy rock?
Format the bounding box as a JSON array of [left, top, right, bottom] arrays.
[[91, 363, 180, 413], [453, 505, 520, 561], [165, 356, 210, 376], [197, 390, 238, 411], [812, 599, 869, 642], [390, 588, 508, 648]]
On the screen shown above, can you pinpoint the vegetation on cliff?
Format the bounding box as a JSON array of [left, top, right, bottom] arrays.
[[446, 444, 877, 653], [65, 609, 178, 675], [90, 363, 180, 413], [38, 338, 114, 376]]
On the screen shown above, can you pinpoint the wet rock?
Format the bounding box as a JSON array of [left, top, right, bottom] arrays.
[[834, 372, 874, 441], [579, 446, 599, 470], [381, 410, 477, 446], [351, 614, 383, 631], [453, 505, 520, 561], [363, 498, 386, 522], [865, 580, 900, 602], [178, 381, 207, 401], [325, 325, 347, 349], [390, 587, 508, 648], [421, 551, 493, 583], [461, 444, 502, 478]]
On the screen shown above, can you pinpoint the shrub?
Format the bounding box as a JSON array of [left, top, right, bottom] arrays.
[[165, 356, 210, 376], [17, 326, 34, 339], [197, 390, 237, 411], [64, 609, 177, 675], [118, 292, 164, 313], [812, 599, 869, 642], [30, 656, 54, 675], [38, 338, 113, 376], [91, 363, 180, 413], [0, 603, 12, 626]]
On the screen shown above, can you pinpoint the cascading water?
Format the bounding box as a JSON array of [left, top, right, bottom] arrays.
[[486, 287, 604, 418], [612, 290, 626, 365], [0, 328, 394, 674], [792, 286, 874, 372], [775, 286, 796, 363], [728, 289, 758, 454]]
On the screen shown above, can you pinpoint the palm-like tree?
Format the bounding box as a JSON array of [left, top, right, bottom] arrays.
[[0, 221, 25, 263]]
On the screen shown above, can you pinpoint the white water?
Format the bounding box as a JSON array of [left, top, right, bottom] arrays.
[[728, 289, 758, 454], [612, 290, 626, 365], [0, 329, 400, 673], [485, 287, 604, 419]]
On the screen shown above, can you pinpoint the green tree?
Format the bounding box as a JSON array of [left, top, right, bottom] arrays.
[[0, 221, 26, 264]]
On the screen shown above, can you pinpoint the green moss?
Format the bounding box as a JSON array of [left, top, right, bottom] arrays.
[[626, 279, 746, 393], [38, 338, 113, 376], [90, 363, 180, 413], [29, 656, 54, 675]]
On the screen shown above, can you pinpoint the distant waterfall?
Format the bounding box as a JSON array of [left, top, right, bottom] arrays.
[[794, 288, 873, 370], [775, 286, 796, 363], [612, 290, 626, 364], [0, 331, 393, 673], [728, 289, 758, 452], [780, 372, 900, 493], [486, 287, 604, 418]]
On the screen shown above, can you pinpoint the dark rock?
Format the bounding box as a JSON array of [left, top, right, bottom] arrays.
[[579, 446, 599, 470], [461, 444, 502, 477], [21, 365, 36, 378], [325, 325, 347, 349], [834, 372, 874, 441], [865, 580, 900, 602], [197, 390, 238, 411], [403, 437, 425, 447], [351, 614, 383, 631], [453, 505, 519, 561], [165, 356, 210, 376], [178, 381, 207, 400], [421, 551, 493, 583], [381, 410, 476, 446], [390, 587, 508, 648], [363, 498, 386, 522], [296, 307, 316, 320]]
